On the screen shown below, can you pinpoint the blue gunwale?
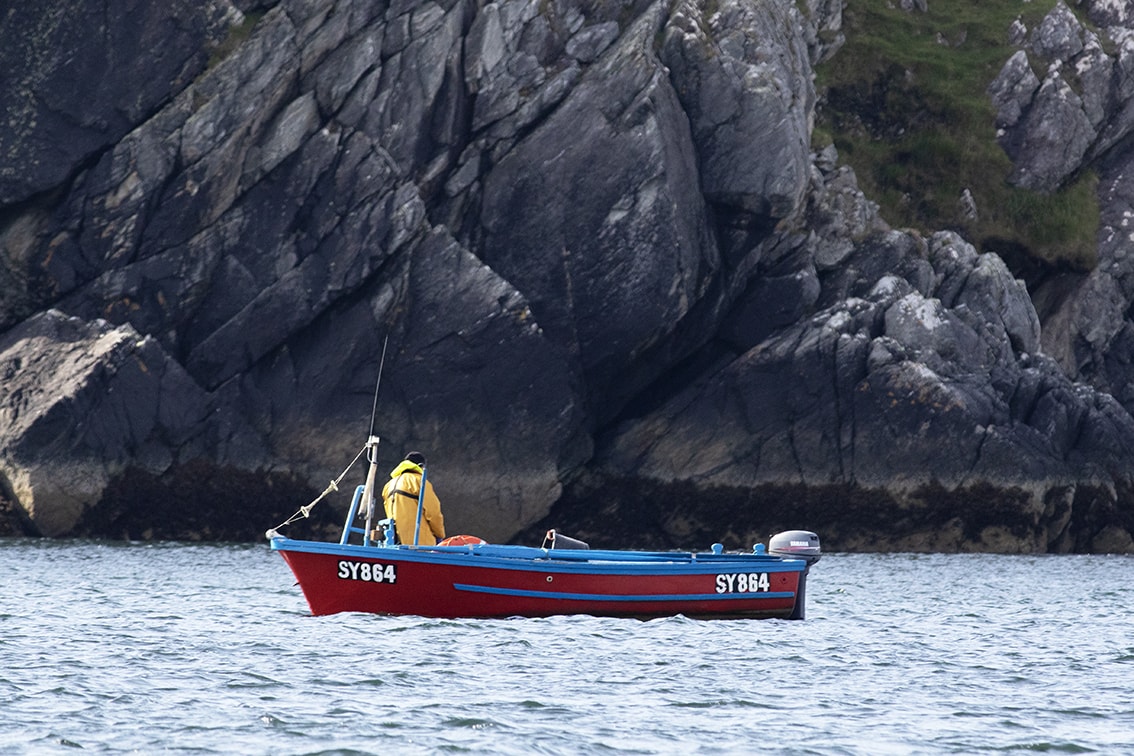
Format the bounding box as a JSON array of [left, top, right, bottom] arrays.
[[271, 536, 807, 576]]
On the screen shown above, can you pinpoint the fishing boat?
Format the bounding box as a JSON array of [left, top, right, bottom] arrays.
[[268, 436, 821, 620]]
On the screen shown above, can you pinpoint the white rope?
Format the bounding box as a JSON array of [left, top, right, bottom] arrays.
[[266, 444, 368, 537]]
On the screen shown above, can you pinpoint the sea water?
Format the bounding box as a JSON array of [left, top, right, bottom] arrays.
[[1, 540, 1132, 754]]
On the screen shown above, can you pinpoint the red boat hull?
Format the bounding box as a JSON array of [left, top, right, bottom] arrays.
[[274, 539, 808, 620]]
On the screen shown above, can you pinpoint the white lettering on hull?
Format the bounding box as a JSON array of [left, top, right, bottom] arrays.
[[714, 572, 771, 593], [337, 560, 397, 583]]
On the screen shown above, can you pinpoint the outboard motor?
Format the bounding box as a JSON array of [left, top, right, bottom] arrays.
[[769, 530, 821, 621], [769, 530, 821, 566]]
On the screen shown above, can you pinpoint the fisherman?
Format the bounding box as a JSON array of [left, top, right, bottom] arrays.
[[382, 451, 445, 546]]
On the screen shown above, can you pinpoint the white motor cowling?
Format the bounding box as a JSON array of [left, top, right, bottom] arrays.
[[769, 530, 821, 566]]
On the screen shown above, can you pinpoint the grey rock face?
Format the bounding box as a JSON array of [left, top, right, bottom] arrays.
[[662, 0, 815, 219], [999, 65, 1094, 193], [0, 311, 237, 536], [0, 1, 241, 206], [799, 0, 845, 64], [804, 158, 888, 271], [1080, 0, 1134, 27], [989, 1, 1134, 487], [1, 0, 589, 541], [989, 51, 1040, 130], [988, 2, 1124, 192], [1008, 17, 1028, 47], [479, 4, 717, 422], [1, 0, 1133, 552], [1030, 1, 1083, 61], [1038, 152, 1134, 401], [596, 230, 1134, 552]]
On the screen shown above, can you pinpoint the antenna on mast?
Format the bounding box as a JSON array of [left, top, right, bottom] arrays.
[[369, 334, 389, 439], [362, 334, 389, 546]]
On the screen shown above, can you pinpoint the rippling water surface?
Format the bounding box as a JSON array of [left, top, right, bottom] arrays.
[[2, 540, 1132, 754]]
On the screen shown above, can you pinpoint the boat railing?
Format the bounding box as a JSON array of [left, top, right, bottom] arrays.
[[340, 485, 366, 545], [416, 543, 798, 566]]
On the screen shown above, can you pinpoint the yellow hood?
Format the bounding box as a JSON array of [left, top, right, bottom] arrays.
[[389, 460, 423, 478]]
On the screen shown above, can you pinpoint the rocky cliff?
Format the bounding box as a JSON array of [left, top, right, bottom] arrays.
[[2, 0, 1133, 552]]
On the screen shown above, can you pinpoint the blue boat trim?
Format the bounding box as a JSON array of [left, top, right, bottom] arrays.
[[452, 583, 796, 602], [271, 537, 807, 576]]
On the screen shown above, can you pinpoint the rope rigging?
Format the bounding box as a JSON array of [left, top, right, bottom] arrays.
[[265, 443, 368, 538], [266, 334, 389, 540]]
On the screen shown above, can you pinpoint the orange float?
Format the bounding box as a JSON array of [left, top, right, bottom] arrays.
[[438, 534, 487, 546]]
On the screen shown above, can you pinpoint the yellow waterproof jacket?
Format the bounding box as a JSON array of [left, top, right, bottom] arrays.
[[382, 461, 445, 546]]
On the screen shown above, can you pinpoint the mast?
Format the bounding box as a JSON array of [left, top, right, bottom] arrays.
[[361, 435, 381, 545], [361, 336, 389, 546]]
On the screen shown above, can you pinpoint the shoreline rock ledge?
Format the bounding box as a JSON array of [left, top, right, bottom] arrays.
[[2, 0, 1134, 552]]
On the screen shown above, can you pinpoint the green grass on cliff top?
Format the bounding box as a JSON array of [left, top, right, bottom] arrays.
[[814, 0, 1099, 273]]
